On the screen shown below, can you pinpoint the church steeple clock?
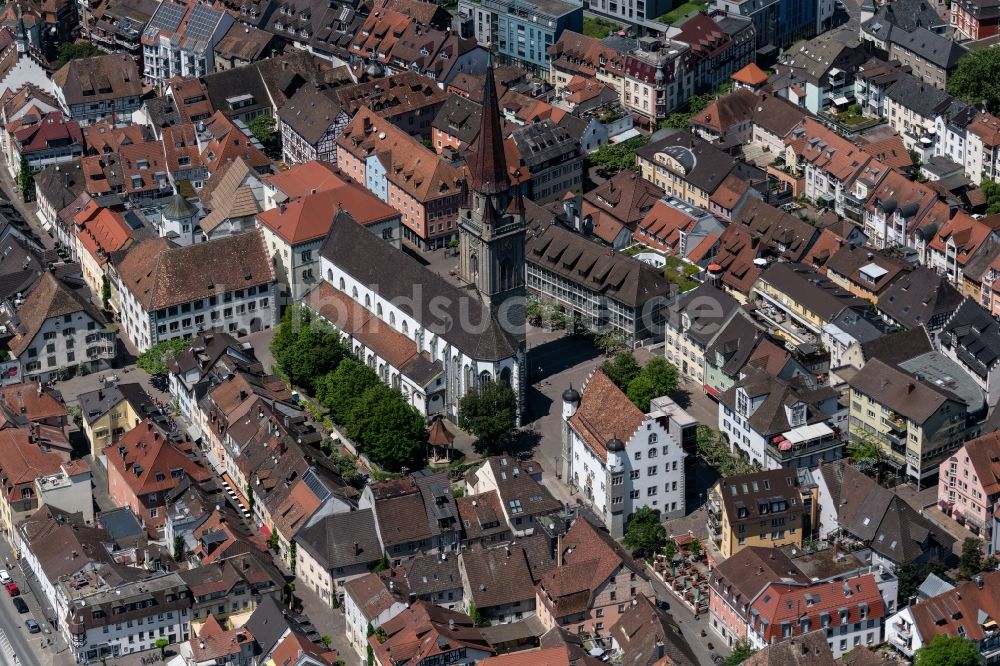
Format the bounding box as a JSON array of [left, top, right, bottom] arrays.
[[458, 61, 526, 348]]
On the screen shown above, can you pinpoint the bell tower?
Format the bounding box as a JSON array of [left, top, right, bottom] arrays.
[[458, 62, 526, 348]]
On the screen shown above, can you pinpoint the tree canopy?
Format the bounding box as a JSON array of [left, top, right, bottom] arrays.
[[588, 136, 649, 173], [347, 385, 423, 471], [316, 358, 380, 425], [947, 48, 1000, 112], [894, 559, 947, 606], [56, 42, 104, 68], [623, 506, 666, 557], [602, 352, 640, 390], [959, 538, 987, 579], [247, 114, 277, 146], [697, 425, 754, 477], [458, 380, 518, 454], [914, 634, 983, 666], [137, 337, 192, 375], [723, 639, 756, 666], [626, 357, 679, 411], [271, 307, 347, 393]]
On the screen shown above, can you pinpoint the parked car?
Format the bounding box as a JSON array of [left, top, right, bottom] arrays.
[[0, 570, 11, 585], [25, 619, 39, 633], [12, 597, 27, 613], [5, 582, 18, 596]]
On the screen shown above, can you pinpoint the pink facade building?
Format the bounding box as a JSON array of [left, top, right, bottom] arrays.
[[938, 432, 1000, 539]]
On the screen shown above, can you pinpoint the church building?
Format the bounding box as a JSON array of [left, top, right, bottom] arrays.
[[305, 64, 526, 420]]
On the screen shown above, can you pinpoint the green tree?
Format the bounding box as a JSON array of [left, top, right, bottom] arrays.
[[172, 535, 184, 562], [317, 359, 380, 426], [347, 386, 424, 471], [601, 352, 640, 391], [983, 180, 1000, 215], [948, 47, 1000, 112], [290, 540, 298, 574], [689, 537, 702, 561], [56, 42, 104, 68], [273, 308, 346, 392], [101, 274, 111, 309], [914, 634, 983, 666], [626, 357, 679, 411], [370, 556, 389, 573], [894, 559, 947, 606], [724, 638, 756, 666], [17, 156, 33, 200], [268, 528, 280, 553], [328, 450, 359, 485], [595, 329, 628, 355], [623, 506, 666, 558], [154, 638, 168, 657], [136, 337, 192, 375], [960, 538, 986, 579], [458, 380, 518, 455], [247, 114, 277, 145], [587, 136, 649, 173], [663, 540, 677, 562]]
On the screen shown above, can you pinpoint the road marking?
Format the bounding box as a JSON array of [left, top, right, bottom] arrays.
[[0, 628, 19, 666]]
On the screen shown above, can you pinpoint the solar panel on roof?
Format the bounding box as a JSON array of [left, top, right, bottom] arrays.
[[184, 4, 223, 42], [148, 2, 186, 34]]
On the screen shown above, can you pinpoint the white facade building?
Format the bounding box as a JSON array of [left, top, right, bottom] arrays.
[[114, 232, 276, 352], [562, 373, 692, 538]]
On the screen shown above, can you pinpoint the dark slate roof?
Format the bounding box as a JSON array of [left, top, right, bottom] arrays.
[[705, 313, 764, 376], [524, 202, 673, 310], [858, 325, 934, 368], [885, 73, 965, 120], [718, 369, 837, 438], [637, 131, 746, 196], [34, 162, 85, 214], [878, 267, 964, 329], [79, 383, 159, 425], [759, 262, 868, 323], [431, 94, 482, 146], [294, 508, 381, 570], [890, 26, 967, 70], [862, 0, 947, 37], [277, 85, 346, 145], [244, 595, 295, 656], [510, 119, 578, 170], [671, 283, 739, 346], [319, 212, 518, 361], [402, 553, 462, 597], [96, 507, 144, 542], [940, 297, 1000, 379], [823, 460, 956, 563]]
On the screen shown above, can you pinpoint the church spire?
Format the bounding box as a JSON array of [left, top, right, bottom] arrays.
[[469, 60, 509, 196]]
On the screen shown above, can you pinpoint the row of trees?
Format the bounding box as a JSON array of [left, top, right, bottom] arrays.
[[601, 352, 679, 411], [271, 308, 424, 471]]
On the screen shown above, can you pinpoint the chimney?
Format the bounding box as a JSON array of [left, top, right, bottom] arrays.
[[977, 575, 984, 589], [448, 618, 455, 630], [353, 541, 360, 556]]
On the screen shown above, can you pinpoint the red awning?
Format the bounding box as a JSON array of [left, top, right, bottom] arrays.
[[258, 524, 271, 538], [703, 384, 720, 399]]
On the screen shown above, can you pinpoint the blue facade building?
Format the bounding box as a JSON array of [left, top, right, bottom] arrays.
[[457, 0, 583, 74]]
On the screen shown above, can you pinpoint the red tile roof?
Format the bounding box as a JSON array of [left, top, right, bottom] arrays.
[[104, 419, 211, 497], [910, 570, 1000, 643], [256, 181, 398, 244], [265, 161, 344, 200], [13, 111, 83, 155], [568, 370, 645, 462], [751, 573, 886, 645], [369, 601, 492, 666], [732, 63, 768, 86], [74, 201, 132, 265]]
